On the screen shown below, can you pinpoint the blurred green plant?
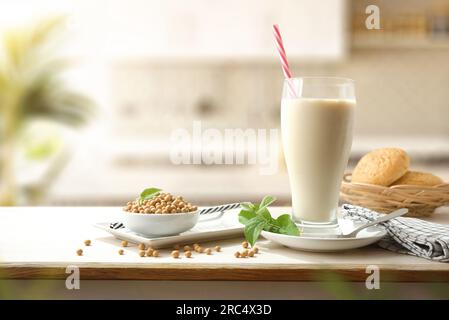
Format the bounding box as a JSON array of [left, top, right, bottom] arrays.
[[0, 17, 94, 205]]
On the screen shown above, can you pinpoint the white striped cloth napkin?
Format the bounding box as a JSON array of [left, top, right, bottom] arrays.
[[342, 204, 449, 262]]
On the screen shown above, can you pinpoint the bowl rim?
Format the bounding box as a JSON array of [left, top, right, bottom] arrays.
[[122, 209, 199, 217]]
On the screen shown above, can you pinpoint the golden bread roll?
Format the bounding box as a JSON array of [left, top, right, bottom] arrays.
[[391, 171, 443, 187], [352, 148, 410, 186]]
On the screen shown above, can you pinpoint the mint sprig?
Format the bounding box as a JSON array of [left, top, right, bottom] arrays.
[[238, 196, 300, 246]]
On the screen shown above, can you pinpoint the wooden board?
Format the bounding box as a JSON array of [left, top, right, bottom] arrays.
[[2, 265, 449, 282]]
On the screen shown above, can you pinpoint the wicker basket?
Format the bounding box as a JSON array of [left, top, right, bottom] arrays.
[[340, 173, 449, 217]]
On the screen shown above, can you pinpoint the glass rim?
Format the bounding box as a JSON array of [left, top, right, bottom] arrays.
[[284, 76, 355, 83]]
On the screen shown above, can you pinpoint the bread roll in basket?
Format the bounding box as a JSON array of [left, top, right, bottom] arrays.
[[340, 173, 449, 217]]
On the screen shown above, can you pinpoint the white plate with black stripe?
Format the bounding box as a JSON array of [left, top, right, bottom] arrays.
[[94, 204, 243, 248]]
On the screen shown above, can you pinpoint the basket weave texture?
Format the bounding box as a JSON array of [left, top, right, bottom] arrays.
[[340, 173, 449, 217]]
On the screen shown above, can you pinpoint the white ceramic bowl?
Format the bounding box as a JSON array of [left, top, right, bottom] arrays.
[[122, 210, 199, 237]]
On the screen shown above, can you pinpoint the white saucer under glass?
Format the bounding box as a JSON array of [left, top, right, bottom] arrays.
[[261, 215, 387, 252]]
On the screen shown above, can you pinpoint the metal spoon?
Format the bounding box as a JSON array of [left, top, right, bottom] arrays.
[[339, 208, 408, 238]]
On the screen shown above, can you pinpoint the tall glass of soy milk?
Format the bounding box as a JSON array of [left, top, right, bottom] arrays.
[[281, 77, 355, 227]]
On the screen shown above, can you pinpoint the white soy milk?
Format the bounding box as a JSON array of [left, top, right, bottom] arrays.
[[281, 98, 355, 224]]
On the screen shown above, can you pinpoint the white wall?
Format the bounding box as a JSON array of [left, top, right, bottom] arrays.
[[0, 0, 348, 60]]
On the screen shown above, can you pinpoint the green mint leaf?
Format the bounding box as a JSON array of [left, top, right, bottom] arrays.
[[244, 217, 265, 247], [140, 187, 162, 200], [240, 202, 256, 212], [238, 209, 257, 225], [258, 195, 276, 212], [258, 207, 275, 223], [275, 214, 293, 227], [279, 223, 300, 236], [276, 214, 300, 236], [255, 207, 280, 233], [238, 196, 299, 246]]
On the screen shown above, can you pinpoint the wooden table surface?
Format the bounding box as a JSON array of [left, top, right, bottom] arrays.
[[1, 206, 449, 282]]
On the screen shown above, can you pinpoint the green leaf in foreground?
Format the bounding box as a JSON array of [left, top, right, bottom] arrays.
[[244, 217, 265, 247], [238, 209, 257, 225], [258, 195, 276, 211], [240, 202, 256, 212], [276, 214, 300, 236], [257, 207, 280, 233], [238, 196, 300, 246], [140, 187, 162, 200]]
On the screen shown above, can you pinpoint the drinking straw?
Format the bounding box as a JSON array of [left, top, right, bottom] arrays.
[[272, 24, 297, 98]]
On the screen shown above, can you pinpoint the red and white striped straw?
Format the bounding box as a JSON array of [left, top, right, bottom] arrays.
[[272, 24, 297, 98]]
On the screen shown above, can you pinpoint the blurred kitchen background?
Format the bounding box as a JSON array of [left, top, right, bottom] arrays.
[[0, 0, 448, 206]]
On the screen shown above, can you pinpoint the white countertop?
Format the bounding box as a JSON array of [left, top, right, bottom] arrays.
[[1, 206, 448, 282]]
